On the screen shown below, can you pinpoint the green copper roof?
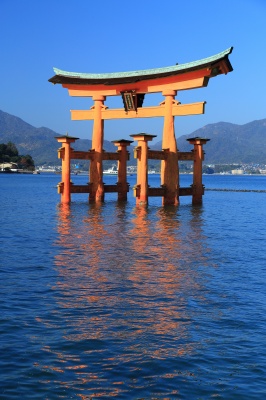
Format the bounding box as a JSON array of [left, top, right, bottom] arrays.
[[49, 47, 233, 85]]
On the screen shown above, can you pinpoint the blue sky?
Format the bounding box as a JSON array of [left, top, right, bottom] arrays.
[[1, 0, 265, 141]]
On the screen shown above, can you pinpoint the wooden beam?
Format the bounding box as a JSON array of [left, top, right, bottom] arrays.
[[179, 187, 193, 196], [148, 149, 168, 160], [71, 185, 91, 194], [148, 187, 166, 197], [68, 88, 118, 97], [70, 150, 95, 160], [67, 77, 208, 97], [102, 152, 120, 161], [149, 77, 209, 93], [104, 184, 119, 193], [71, 102, 205, 121], [178, 151, 195, 161], [173, 102, 205, 116]]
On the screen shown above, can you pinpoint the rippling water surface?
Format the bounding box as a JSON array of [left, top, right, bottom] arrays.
[[0, 173, 265, 399]]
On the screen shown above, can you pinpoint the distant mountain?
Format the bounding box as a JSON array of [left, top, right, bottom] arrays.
[[151, 120, 266, 164], [182, 120, 266, 164], [0, 110, 116, 165], [0, 109, 265, 165]]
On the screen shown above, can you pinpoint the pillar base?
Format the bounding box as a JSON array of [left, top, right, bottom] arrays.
[[162, 191, 179, 206]]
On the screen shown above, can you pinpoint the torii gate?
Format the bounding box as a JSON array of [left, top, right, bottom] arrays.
[[49, 47, 233, 205]]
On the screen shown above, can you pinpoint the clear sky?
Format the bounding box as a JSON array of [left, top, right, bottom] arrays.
[[1, 0, 265, 141]]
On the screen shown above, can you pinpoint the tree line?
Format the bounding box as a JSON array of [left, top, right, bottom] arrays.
[[0, 141, 35, 170]]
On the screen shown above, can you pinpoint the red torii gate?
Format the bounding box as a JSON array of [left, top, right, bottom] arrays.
[[49, 47, 233, 205]]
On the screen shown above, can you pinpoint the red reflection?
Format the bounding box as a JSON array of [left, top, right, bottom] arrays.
[[34, 202, 212, 397]]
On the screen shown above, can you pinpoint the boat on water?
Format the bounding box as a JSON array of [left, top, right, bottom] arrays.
[[103, 166, 118, 175]]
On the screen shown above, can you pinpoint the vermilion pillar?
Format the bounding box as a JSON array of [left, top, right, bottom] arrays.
[[90, 95, 106, 203], [161, 90, 179, 206], [131, 133, 156, 205], [55, 135, 78, 203], [187, 137, 210, 205], [112, 139, 133, 201]]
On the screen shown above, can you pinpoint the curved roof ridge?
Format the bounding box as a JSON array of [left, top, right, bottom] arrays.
[[52, 47, 233, 79]]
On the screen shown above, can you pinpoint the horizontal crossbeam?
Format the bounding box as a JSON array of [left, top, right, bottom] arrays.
[[66, 184, 194, 196], [104, 184, 119, 193], [148, 149, 168, 160], [60, 183, 129, 194], [71, 102, 205, 121], [66, 77, 209, 97], [71, 184, 91, 193], [179, 187, 193, 196], [148, 187, 166, 196], [58, 149, 123, 161], [102, 152, 121, 161], [178, 151, 195, 161], [70, 150, 95, 160]]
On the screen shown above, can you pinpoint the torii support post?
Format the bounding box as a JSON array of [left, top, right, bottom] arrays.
[[187, 137, 210, 205], [55, 135, 79, 204], [89, 95, 106, 203], [131, 133, 156, 206], [161, 90, 179, 206], [112, 139, 133, 201]]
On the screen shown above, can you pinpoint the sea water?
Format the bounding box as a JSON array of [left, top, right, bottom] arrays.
[[0, 173, 265, 399]]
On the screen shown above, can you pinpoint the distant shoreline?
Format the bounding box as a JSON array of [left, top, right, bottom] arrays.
[[0, 170, 38, 174]]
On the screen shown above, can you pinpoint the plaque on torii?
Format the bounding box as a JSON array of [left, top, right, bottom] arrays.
[[49, 47, 233, 205]]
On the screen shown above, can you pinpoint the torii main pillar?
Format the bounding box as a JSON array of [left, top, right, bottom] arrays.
[[161, 90, 179, 206], [89, 95, 105, 203]]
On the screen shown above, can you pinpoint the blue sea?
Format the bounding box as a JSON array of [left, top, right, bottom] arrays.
[[0, 173, 265, 399]]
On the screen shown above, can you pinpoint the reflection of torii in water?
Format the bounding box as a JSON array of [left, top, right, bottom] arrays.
[[49, 47, 233, 206]]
